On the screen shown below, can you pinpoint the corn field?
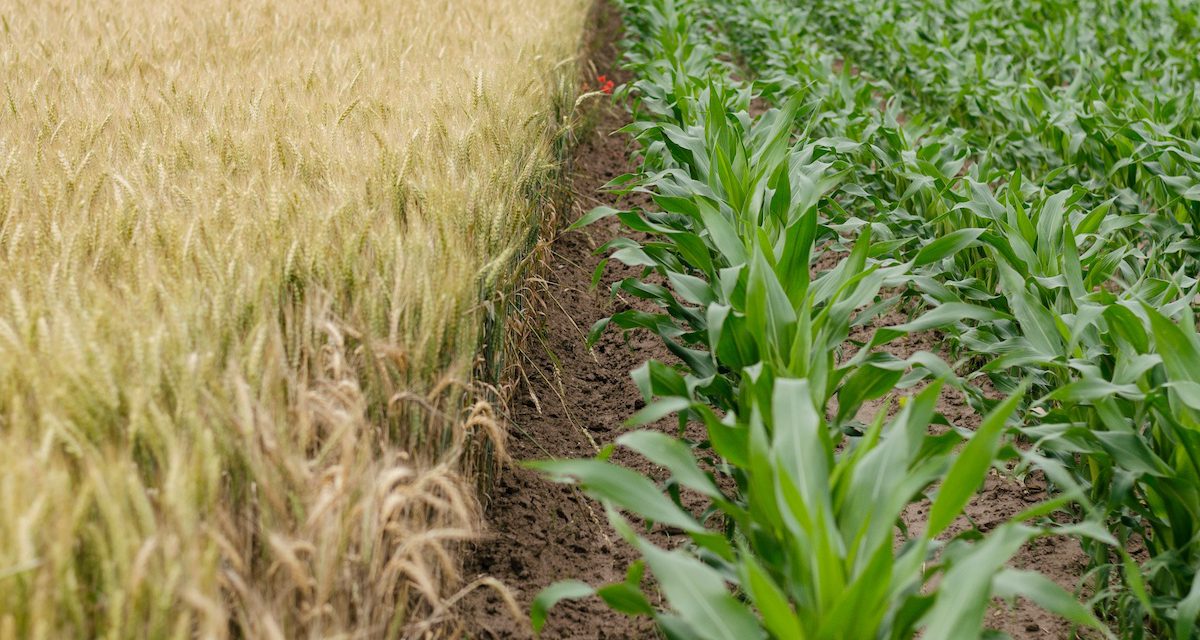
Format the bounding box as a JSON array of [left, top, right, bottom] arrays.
[[537, 0, 1200, 638]]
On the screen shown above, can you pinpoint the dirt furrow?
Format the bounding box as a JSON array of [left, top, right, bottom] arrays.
[[458, 4, 664, 638]]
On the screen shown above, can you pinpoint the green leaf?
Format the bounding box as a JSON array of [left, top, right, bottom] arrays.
[[1167, 381, 1200, 411], [872, 303, 1009, 346], [586, 317, 610, 347], [625, 396, 692, 427], [836, 363, 903, 422], [1122, 550, 1155, 621], [698, 405, 749, 468], [1176, 569, 1200, 640], [777, 206, 818, 308], [1042, 378, 1142, 404], [923, 524, 1035, 640], [913, 228, 984, 266], [532, 581, 595, 634], [747, 242, 797, 364], [698, 199, 748, 266], [611, 246, 659, 268], [927, 385, 1025, 538], [1074, 199, 1113, 236], [530, 459, 703, 533], [740, 550, 805, 640], [1145, 304, 1200, 385], [667, 270, 716, 305], [569, 206, 623, 231], [992, 569, 1113, 638], [637, 541, 765, 640], [1035, 190, 1070, 256], [618, 430, 724, 500], [997, 260, 1063, 357], [597, 582, 656, 618]]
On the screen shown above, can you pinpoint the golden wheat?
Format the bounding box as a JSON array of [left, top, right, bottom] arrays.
[[0, 0, 587, 636]]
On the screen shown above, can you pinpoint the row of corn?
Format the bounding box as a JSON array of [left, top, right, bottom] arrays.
[[534, 0, 1200, 637]]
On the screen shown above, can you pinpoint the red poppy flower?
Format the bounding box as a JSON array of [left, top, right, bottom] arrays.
[[596, 74, 615, 94], [594, 74, 613, 94]]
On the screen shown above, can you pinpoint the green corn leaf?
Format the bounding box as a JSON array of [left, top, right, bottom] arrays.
[[654, 194, 702, 218], [913, 228, 984, 266], [927, 385, 1025, 538], [1042, 378, 1143, 404], [922, 524, 1035, 640], [636, 540, 766, 640], [747, 242, 797, 364], [698, 405, 749, 469], [836, 363, 903, 423], [1166, 381, 1200, 411], [597, 582, 656, 618], [1145, 304, 1200, 385], [611, 246, 660, 268], [569, 206, 623, 231], [776, 206, 818, 308], [591, 257, 610, 290], [667, 270, 716, 305], [672, 231, 719, 280], [1176, 570, 1200, 640], [1060, 218, 1087, 300], [586, 316, 610, 348], [532, 581, 595, 635], [698, 198, 748, 266], [992, 569, 1113, 638], [871, 303, 1009, 347], [618, 430, 724, 500], [772, 378, 830, 502], [1121, 550, 1155, 621], [633, 359, 689, 398], [822, 540, 894, 639], [530, 459, 703, 533], [1074, 198, 1113, 235], [997, 259, 1063, 357], [626, 397, 692, 427], [664, 338, 718, 379], [1104, 303, 1150, 352], [740, 549, 806, 640], [1034, 190, 1070, 257]]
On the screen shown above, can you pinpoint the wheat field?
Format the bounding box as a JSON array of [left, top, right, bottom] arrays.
[[0, 0, 587, 636]]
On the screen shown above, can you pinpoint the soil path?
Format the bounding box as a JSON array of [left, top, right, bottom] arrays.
[[460, 2, 1089, 638], [458, 4, 663, 638]]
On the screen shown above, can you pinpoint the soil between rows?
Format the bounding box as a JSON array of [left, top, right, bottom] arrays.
[[458, 3, 1090, 638], [458, 4, 663, 638]]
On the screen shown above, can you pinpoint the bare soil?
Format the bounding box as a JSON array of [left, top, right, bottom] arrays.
[[458, 2, 1091, 638], [457, 4, 663, 638]]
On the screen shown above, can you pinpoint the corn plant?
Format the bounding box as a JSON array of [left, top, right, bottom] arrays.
[[533, 377, 1114, 639]]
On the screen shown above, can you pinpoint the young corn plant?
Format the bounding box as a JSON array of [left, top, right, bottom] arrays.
[[873, 167, 1200, 635], [580, 84, 923, 427], [531, 378, 1112, 639], [1009, 294, 1200, 637]]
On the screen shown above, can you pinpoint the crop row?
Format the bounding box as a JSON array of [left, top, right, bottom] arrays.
[[536, 0, 1200, 638], [0, 1, 588, 636]]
